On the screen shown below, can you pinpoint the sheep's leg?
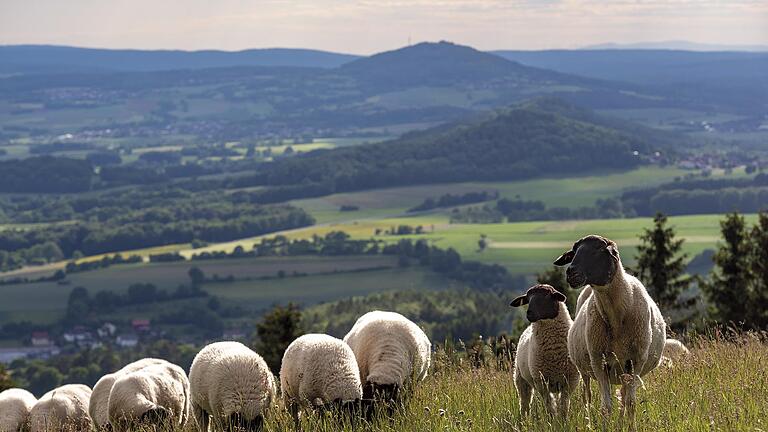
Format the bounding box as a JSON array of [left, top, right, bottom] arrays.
[[288, 401, 301, 432], [582, 374, 592, 407], [515, 375, 533, 417], [621, 373, 638, 432], [558, 391, 571, 419], [540, 389, 557, 417], [192, 404, 209, 432]]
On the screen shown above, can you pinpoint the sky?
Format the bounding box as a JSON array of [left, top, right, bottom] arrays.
[[1, 0, 766, 54]]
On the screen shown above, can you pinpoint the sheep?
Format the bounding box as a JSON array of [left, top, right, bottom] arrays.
[[89, 358, 166, 430], [661, 338, 691, 367], [510, 284, 580, 418], [279, 334, 362, 426], [107, 360, 191, 432], [29, 384, 92, 432], [0, 388, 37, 432], [555, 235, 666, 430], [343, 310, 431, 406], [189, 341, 276, 432]]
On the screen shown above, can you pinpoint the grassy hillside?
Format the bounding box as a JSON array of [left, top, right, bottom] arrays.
[[262, 333, 766, 432]]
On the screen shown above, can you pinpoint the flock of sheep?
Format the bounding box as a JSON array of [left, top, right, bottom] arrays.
[[0, 235, 690, 432]]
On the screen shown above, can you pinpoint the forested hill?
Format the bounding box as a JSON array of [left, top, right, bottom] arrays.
[[251, 103, 653, 193], [337, 41, 586, 89]]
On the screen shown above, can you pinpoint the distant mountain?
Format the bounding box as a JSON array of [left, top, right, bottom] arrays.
[[338, 41, 578, 89], [582, 41, 768, 52], [255, 100, 661, 193], [0, 45, 360, 73], [493, 49, 768, 113]]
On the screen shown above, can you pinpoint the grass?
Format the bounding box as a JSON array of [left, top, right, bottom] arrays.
[[258, 332, 767, 432], [111, 332, 768, 432]]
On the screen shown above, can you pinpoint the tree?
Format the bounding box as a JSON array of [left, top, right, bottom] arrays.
[[748, 211, 768, 328], [702, 212, 753, 326], [252, 303, 304, 374], [537, 266, 577, 313], [188, 266, 205, 286], [636, 213, 693, 324], [0, 363, 15, 391]]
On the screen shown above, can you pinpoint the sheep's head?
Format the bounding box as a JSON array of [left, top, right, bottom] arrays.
[[510, 284, 566, 322], [553, 235, 620, 288]]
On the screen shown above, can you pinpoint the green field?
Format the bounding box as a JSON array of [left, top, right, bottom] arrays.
[[0, 255, 410, 324]]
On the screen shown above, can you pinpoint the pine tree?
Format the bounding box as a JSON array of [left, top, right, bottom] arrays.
[[252, 303, 304, 374], [636, 213, 692, 320], [748, 211, 768, 329], [702, 212, 753, 326]]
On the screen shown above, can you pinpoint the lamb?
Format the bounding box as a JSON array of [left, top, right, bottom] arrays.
[[89, 357, 166, 430], [0, 388, 37, 432], [510, 284, 580, 418], [661, 338, 691, 367], [279, 334, 362, 425], [107, 360, 191, 432], [29, 384, 92, 432], [343, 310, 431, 404], [555, 235, 666, 430], [189, 341, 276, 432]]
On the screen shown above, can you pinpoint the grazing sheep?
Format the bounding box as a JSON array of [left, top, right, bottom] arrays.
[[0, 388, 37, 432], [510, 284, 580, 418], [90, 358, 166, 430], [661, 338, 691, 367], [189, 341, 276, 432], [280, 334, 362, 426], [555, 235, 666, 430], [29, 384, 92, 432], [343, 310, 431, 404], [108, 360, 191, 432]]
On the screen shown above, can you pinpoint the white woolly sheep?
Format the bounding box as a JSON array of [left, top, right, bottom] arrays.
[[343, 310, 431, 404], [189, 341, 276, 432], [89, 357, 166, 430], [280, 334, 362, 425], [510, 284, 580, 418], [555, 235, 666, 430], [0, 388, 37, 432], [107, 360, 191, 432], [29, 384, 92, 432], [661, 338, 691, 367]]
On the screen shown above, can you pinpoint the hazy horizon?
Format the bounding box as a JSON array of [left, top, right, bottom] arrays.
[[1, 0, 766, 55]]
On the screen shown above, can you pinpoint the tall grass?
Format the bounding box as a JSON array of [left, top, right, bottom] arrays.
[[257, 331, 767, 432]]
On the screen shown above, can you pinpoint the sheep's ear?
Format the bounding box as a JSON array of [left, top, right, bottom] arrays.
[[552, 291, 567, 303], [510, 295, 528, 307], [553, 250, 575, 266], [607, 244, 620, 261]]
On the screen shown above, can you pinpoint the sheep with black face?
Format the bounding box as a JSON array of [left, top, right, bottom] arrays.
[[554, 235, 666, 431], [510, 284, 579, 418]]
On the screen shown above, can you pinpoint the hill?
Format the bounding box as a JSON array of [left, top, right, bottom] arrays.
[[338, 41, 579, 90], [250, 101, 662, 194], [493, 49, 768, 114], [0, 45, 360, 73]]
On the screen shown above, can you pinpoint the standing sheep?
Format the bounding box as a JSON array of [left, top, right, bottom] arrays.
[[0, 388, 37, 432], [89, 358, 166, 430], [29, 384, 92, 432], [555, 235, 666, 430], [189, 341, 276, 432], [108, 360, 191, 432], [279, 334, 362, 426], [510, 284, 580, 418], [343, 311, 431, 405]]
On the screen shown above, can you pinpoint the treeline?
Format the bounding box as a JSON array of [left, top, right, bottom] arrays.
[[303, 289, 517, 343], [408, 191, 499, 212], [622, 174, 768, 216], [449, 197, 628, 223], [0, 156, 94, 193], [0, 190, 314, 271]]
